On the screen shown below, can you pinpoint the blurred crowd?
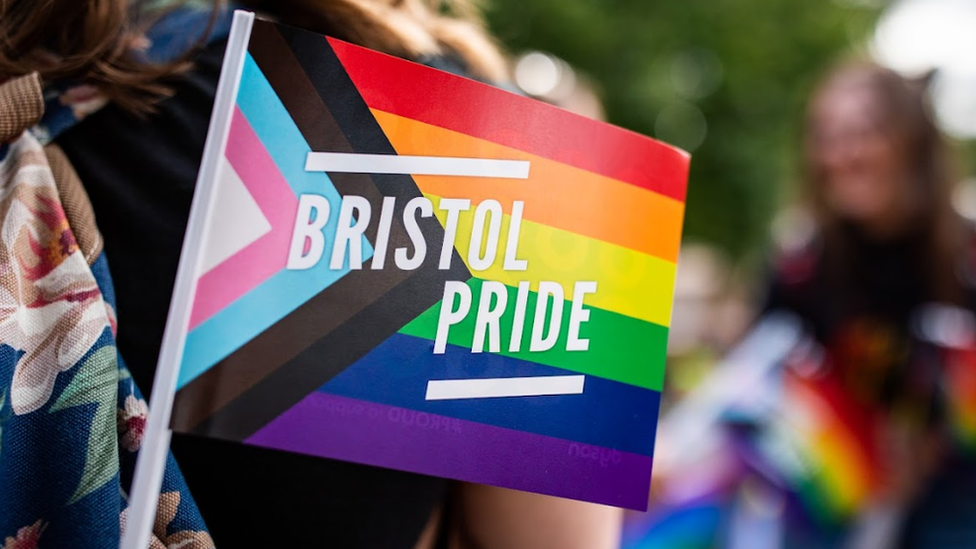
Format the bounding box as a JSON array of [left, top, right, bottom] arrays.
[[625, 60, 976, 549]]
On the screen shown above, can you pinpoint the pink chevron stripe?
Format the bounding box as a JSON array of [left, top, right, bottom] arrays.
[[188, 107, 299, 330]]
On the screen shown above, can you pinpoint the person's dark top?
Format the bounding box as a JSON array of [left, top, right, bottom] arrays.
[[764, 223, 976, 414], [57, 39, 447, 548], [762, 222, 976, 549]]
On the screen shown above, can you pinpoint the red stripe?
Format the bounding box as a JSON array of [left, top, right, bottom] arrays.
[[326, 37, 690, 202]]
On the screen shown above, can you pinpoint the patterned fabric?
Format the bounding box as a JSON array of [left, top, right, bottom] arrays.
[[0, 3, 229, 547], [43, 145, 103, 263], [0, 127, 213, 548]]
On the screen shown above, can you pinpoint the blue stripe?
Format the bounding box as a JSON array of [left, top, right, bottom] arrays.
[[238, 53, 349, 198], [321, 333, 661, 456], [177, 54, 373, 389]]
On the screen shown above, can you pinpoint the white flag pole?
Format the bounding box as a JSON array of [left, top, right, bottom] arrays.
[[120, 11, 254, 549]]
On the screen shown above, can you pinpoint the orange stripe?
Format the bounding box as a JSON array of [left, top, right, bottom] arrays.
[[371, 109, 684, 263]]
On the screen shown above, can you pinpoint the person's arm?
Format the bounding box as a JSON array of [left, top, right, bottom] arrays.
[[452, 483, 623, 549]]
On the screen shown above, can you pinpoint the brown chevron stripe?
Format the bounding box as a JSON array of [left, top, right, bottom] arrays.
[[186, 262, 467, 440]]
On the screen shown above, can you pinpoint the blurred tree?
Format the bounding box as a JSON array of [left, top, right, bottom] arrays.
[[483, 0, 880, 259]]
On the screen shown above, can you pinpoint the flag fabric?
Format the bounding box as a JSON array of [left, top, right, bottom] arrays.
[[165, 14, 689, 510], [780, 373, 881, 522], [944, 342, 976, 449], [622, 499, 725, 549], [740, 370, 881, 525]]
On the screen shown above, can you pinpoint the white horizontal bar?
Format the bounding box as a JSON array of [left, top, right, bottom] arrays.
[[425, 375, 585, 400], [305, 152, 530, 179]]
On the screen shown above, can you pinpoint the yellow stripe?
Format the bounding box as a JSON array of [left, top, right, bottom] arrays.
[[426, 193, 676, 327]]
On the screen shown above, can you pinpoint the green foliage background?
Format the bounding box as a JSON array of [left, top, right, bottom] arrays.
[[483, 0, 881, 258]]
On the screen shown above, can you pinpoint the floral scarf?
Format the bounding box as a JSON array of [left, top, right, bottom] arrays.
[[0, 4, 232, 548]]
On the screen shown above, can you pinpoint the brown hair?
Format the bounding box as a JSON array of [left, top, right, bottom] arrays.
[[0, 0, 197, 114], [0, 0, 506, 114], [804, 62, 968, 305]]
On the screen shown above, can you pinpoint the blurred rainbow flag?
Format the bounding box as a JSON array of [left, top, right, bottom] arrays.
[[944, 343, 976, 448], [764, 372, 881, 524]]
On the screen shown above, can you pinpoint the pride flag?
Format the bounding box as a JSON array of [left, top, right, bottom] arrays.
[[156, 13, 688, 510], [768, 372, 881, 523], [944, 342, 976, 449]]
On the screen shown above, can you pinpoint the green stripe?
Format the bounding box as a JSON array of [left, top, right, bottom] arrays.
[[398, 278, 669, 391]]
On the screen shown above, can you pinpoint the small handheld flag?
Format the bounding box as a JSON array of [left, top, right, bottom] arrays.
[[124, 11, 689, 548]]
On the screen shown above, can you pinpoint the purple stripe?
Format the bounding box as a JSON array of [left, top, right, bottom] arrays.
[[245, 392, 651, 509]]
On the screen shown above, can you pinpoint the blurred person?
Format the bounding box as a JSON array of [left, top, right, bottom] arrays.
[[769, 61, 976, 549], [0, 0, 622, 547], [640, 62, 976, 549]]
